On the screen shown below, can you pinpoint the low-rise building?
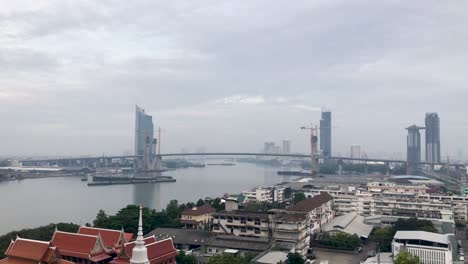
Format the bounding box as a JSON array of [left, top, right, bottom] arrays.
[[367, 181, 428, 194], [242, 186, 286, 203], [180, 204, 216, 229], [202, 235, 271, 257], [392, 231, 455, 264], [51, 230, 114, 263], [269, 210, 310, 255], [286, 192, 334, 236], [0, 238, 74, 264], [147, 228, 216, 251], [212, 211, 270, 238]]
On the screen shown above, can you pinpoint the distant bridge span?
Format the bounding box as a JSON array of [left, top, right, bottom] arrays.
[[20, 152, 465, 168]]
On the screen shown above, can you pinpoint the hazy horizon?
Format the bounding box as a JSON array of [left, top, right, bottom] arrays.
[[1, 1, 467, 160]]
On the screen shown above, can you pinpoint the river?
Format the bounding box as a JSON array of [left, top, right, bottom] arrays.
[[0, 162, 291, 235]]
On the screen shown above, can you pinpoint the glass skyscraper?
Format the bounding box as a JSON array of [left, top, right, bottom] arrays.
[[135, 105, 155, 157], [425, 113, 441, 163], [320, 111, 332, 157]]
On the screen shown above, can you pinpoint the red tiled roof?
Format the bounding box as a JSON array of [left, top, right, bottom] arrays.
[[41, 247, 57, 263], [51, 231, 103, 258], [111, 238, 176, 264], [6, 238, 50, 261], [181, 204, 215, 216], [286, 192, 333, 213], [78, 227, 124, 248], [122, 236, 157, 257], [147, 239, 177, 263], [124, 233, 133, 242]]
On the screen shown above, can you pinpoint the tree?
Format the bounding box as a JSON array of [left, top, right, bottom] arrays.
[[176, 251, 197, 264], [211, 198, 225, 211], [373, 226, 396, 252], [284, 187, 293, 199], [196, 199, 205, 207], [287, 252, 305, 264], [293, 192, 306, 204], [208, 254, 250, 264], [394, 251, 421, 264], [93, 209, 109, 227], [165, 200, 181, 219]]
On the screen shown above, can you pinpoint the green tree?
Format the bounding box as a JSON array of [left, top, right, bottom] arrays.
[[176, 251, 197, 264], [208, 254, 250, 264], [211, 198, 225, 211], [165, 200, 181, 219], [284, 187, 293, 199], [196, 199, 205, 207], [293, 192, 306, 204], [287, 252, 305, 264], [373, 226, 396, 252], [93, 209, 109, 227], [394, 251, 421, 264]]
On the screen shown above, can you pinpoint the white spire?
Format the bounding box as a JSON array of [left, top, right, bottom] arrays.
[[130, 206, 149, 264]]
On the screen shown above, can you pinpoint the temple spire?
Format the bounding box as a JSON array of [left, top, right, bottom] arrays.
[[130, 206, 148, 264]]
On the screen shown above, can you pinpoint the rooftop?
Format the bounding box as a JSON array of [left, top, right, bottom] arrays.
[[182, 204, 215, 216], [323, 212, 373, 239], [286, 192, 333, 213], [393, 231, 450, 245], [146, 228, 215, 246], [204, 235, 271, 252]]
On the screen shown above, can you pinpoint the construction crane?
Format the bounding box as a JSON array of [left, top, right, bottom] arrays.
[[301, 125, 320, 175]]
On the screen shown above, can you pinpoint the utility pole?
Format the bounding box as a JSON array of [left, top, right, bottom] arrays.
[[301, 125, 320, 175]]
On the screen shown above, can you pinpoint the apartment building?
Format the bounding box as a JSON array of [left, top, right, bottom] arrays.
[[242, 186, 285, 203]]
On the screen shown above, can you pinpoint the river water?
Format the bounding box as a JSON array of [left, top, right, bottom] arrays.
[[0, 162, 291, 235]]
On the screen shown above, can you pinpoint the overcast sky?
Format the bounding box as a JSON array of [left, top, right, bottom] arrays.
[[1, 0, 467, 159]]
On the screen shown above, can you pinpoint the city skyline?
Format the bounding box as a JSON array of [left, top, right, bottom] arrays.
[[0, 1, 467, 158]]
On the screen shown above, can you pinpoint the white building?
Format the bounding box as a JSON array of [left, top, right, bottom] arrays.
[[367, 181, 429, 194], [392, 231, 455, 264], [242, 186, 285, 203]]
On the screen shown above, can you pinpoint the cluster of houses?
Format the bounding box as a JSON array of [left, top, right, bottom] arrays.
[[0, 207, 177, 264]]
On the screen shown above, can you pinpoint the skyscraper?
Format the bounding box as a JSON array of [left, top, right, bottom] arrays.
[[282, 139, 291, 154], [406, 125, 424, 164], [320, 111, 332, 157], [350, 145, 361, 159], [135, 106, 156, 170], [425, 113, 441, 163]]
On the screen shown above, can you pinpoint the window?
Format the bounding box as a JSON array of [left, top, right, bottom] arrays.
[[255, 219, 260, 225]]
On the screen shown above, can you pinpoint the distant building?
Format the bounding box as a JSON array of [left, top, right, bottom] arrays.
[[263, 142, 276, 154], [135, 106, 157, 171], [350, 145, 361, 162], [180, 204, 215, 229], [406, 125, 424, 174], [392, 231, 455, 264], [282, 140, 291, 155], [425, 113, 441, 163], [320, 111, 332, 157]]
